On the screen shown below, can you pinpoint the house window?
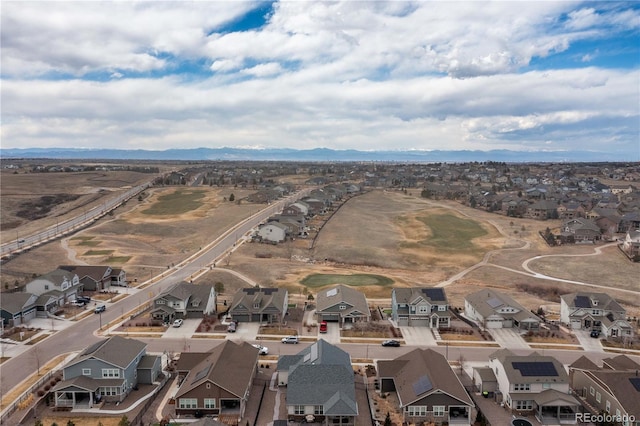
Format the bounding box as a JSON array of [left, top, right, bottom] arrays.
[[438, 305, 447, 311], [590, 386, 595, 396], [514, 384, 530, 391], [418, 306, 429, 313], [515, 400, 533, 410], [157, 300, 165, 305], [605, 400, 610, 413], [82, 368, 91, 376], [179, 398, 198, 409], [294, 405, 305, 415], [206, 383, 211, 389], [314, 405, 324, 415], [339, 305, 347, 310], [204, 399, 216, 409], [44, 285, 49, 290], [407, 406, 427, 416], [439, 317, 449, 323], [100, 387, 120, 396], [596, 392, 601, 403], [542, 383, 550, 389], [102, 369, 120, 378], [433, 406, 445, 417], [254, 303, 260, 309]]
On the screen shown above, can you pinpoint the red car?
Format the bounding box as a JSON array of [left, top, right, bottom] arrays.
[[319, 321, 328, 333]]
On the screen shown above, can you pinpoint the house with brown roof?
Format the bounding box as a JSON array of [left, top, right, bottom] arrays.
[[174, 340, 259, 420], [488, 349, 580, 424], [150, 281, 216, 322], [464, 288, 541, 330], [391, 287, 450, 328], [316, 284, 370, 327], [569, 355, 640, 425], [560, 292, 633, 338], [559, 218, 601, 243], [377, 348, 474, 425], [59, 265, 127, 291], [229, 287, 288, 323]]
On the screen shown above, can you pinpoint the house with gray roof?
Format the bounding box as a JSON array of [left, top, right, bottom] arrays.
[[316, 285, 370, 327], [377, 348, 474, 425], [59, 265, 127, 290], [0, 293, 38, 326], [464, 288, 541, 330], [569, 355, 640, 425], [277, 339, 358, 425], [174, 340, 259, 420], [256, 221, 288, 243], [488, 349, 580, 424], [150, 281, 216, 322], [25, 268, 83, 306], [229, 287, 288, 323], [560, 292, 633, 338], [52, 336, 161, 408], [391, 287, 450, 328]]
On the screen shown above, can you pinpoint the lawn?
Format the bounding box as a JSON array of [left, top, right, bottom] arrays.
[[141, 189, 206, 215], [415, 213, 488, 251], [84, 250, 114, 256], [300, 273, 394, 288]]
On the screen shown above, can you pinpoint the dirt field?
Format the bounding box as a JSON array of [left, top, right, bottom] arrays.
[[2, 178, 638, 320]]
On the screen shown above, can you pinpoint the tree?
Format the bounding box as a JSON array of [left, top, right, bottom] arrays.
[[214, 281, 224, 294], [384, 412, 392, 426], [66, 421, 76, 426], [229, 193, 235, 202], [118, 416, 130, 426]]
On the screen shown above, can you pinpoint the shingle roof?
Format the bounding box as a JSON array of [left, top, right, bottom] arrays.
[[560, 292, 625, 312], [587, 371, 640, 418], [230, 287, 287, 315], [490, 350, 568, 384], [59, 265, 110, 282], [69, 336, 146, 370], [569, 355, 599, 371], [377, 348, 473, 408], [465, 289, 540, 323], [316, 285, 370, 319], [393, 287, 449, 305], [0, 293, 37, 314], [602, 355, 640, 371]]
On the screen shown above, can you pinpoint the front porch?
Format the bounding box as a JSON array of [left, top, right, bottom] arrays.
[[531, 390, 579, 425]]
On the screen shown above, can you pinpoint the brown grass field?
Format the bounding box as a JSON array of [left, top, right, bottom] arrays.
[[2, 172, 638, 320]]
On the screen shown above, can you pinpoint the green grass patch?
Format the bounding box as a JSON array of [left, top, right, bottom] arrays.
[[416, 213, 487, 251], [84, 250, 114, 256], [142, 189, 206, 215], [301, 274, 394, 288], [78, 240, 101, 247], [107, 256, 132, 263], [71, 236, 95, 241]]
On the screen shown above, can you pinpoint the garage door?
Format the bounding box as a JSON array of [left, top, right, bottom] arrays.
[[409, 318, 430, 327], [320, 313, 340, 322], [486, 319, 503, 329], [570, 320, 581, 330]]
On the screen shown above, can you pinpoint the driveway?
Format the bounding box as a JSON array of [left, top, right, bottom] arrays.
[[399, 326, 437, 346], [574, 330, 604, 353], [489, 328, 530, 349], [162, 318, 200, 338], [227, 322, 260, 341], [320, 321, 341, 344]]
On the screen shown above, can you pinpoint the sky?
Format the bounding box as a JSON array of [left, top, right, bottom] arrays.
[[1, 1, 639, 157]]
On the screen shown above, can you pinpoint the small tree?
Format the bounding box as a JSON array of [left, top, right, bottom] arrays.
[[214, 281, 225, 295], [384, 411, 392, 426], [229, 193, 235, 202], [66, 420, 76, 426], [118, 416, 130, 426]]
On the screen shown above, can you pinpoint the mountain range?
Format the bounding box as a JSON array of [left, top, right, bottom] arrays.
[[0, 147, 627, 163]]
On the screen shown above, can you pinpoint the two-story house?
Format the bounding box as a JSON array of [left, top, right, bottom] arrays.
[[377, 348, 474, 425], [52, 336, 161, 408], [464, 289, 541, 330], [316, 285, 370, 327], [569, 355, 640, 426], [59, 265, 127, 291], [487, 349, 579, 424], [0, 293, 38, 326], [560, 292, 634, 338], [150, 282, 216, 322], [25, 269, 83, 306], [277, 339, 358, 425], [256, 222, 288, 243], [229, 287, 288, 323], [174, 340, 259, 420], [391, 288, 450, 328]]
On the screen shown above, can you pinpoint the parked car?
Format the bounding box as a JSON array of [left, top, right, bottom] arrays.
[[281, 335, 299, 344], [252, 344, 269, 355], [590, 330, 600, 338], [173, 319, 184, 328], [76, 296, 91, 304], [381, 339, 401, 347], [319, 321, 328, 333], [71, 300, 86, 307], [227, 321, 237, 333], [94, 305, 106, 314]]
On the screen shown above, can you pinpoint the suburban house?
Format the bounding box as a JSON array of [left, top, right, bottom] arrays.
[[391, 287, 450, 328], [52, 336, 162, 408], [59, 265, 127, 291], [559, 218, 601, 243], [174, 340, 259, 420], [560, 292, 634, 338], [150, 282, 216, 322], [25, 269, 83, 305], [377, 348, 474, 425], [0, 293, 38, 326], [229, 287, 288, 323], [487, 349, 580, 424], [277, 339, 358, 425], [256, 222, 288, 243], [315, 284, 370, 327], [621, 229, 640, 259], [464, 289, 541, 330], [569, 355, 640, 426]]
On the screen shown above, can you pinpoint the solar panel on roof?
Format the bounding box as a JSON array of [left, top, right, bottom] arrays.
[[486, 297, 503, 308], [263, 288, 276, 295], [422, 288, 445, 301], [243, 288, 257, 295], [630, 377, 640, 392], [193, 364, 211, 382], [412, 375, 433, 396], [574, 295, 591, 308], [326, 288, 338, 297], [512, 362, 558, 377]]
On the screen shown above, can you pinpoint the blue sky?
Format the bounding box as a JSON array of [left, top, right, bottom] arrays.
[[1, 1, 638, 158]]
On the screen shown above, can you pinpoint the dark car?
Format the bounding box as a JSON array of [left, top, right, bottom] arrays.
[[76, 296, 91, 304], [381, 339, 400, 347], [590, 330, 600, 338]]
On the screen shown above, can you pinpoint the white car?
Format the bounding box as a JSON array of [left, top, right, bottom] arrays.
[[281, 336, 299, 344], [252, 344, 269, 355], [172, 319, 184, 328]]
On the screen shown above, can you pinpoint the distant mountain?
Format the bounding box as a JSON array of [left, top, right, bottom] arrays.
[[0, 147, 626, 163]]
